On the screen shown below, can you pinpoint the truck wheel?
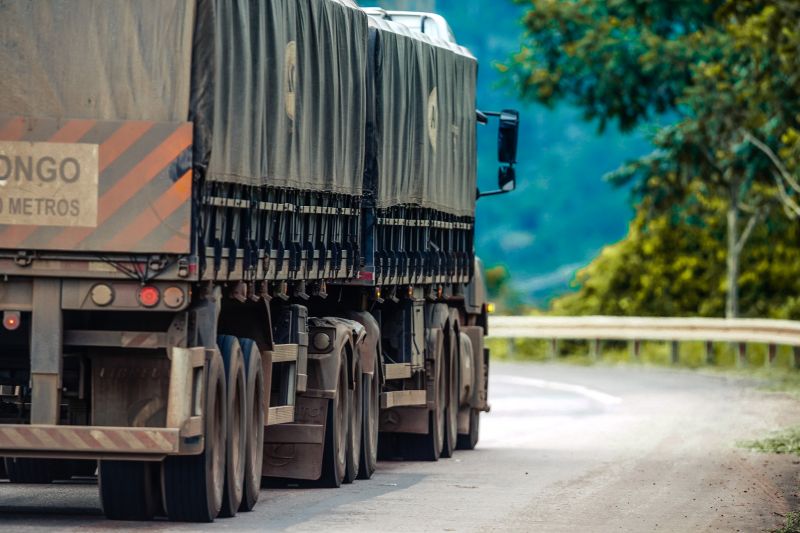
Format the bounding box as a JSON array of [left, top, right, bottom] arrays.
[[163, 348, 227, 522], [456, 332, 480, 451], [99, 461, 161, 520], [344, 358, 362, 484], [4, 458, 68, 483], [456, 409, 480, 450], [358, 349, 380, 479], [442, 336, 459, 458], [434, 339, 447, 458], [217, 335, 247, 518], [238, 338, 265, 512], [319, 352, 348, 487]]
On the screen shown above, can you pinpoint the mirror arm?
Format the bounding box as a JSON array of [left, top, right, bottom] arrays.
[[477, 188, 511, 198]]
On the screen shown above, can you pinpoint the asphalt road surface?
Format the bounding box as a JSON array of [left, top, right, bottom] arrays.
[[2, 361, 799, 532]]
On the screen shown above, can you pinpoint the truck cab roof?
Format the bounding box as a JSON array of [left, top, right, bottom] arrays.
[[362, 7, 457, 44]]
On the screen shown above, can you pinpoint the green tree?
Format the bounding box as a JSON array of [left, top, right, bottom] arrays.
[[505, 0, 800, 317], [553, 205, 800, 320], [501, 0, 719, 131]]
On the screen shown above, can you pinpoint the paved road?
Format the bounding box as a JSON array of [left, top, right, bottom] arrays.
[[2, 362, 799, 532]]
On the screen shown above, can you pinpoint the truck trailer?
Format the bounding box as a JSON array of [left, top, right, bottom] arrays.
[[0, 0, 519, 522]]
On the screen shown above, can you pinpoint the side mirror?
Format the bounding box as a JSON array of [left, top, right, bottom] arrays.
[[497, 109, 519, 165], [477, 108, 520, 198], [498, 165, 516, 192]]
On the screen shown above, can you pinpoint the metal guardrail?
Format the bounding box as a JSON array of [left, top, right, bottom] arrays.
[[487, 316, 800, 367]]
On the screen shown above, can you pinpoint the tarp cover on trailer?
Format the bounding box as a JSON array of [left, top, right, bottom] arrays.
[[368, 18, 478, 217], [0, 0, 368, 196], [207, 0, 368, 194], [0, 0, 195, 122]]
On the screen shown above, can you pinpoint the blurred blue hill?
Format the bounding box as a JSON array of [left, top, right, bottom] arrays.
[[373, 0, 652, 304]]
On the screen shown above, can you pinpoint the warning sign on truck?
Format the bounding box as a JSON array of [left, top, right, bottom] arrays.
[[0, 141, 98, 227]]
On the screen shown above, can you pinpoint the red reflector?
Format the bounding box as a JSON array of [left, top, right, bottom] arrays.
[[3, 311, 20, 331], [137, 286, 160, 308]]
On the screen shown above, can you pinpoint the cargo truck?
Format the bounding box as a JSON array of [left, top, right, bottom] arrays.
[[0, 0, 519, 522]]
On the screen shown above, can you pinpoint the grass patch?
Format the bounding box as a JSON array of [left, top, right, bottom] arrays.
[[739, 426, 800, 455], [754, 371, 800, 397], [774, 511, 800, 533]]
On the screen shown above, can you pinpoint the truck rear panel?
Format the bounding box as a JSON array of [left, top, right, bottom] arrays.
[[0, 115, 192, 255]]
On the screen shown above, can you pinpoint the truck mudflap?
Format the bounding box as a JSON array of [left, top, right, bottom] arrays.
[[0, 115, 192, 254], [0, 424, 180, 460]]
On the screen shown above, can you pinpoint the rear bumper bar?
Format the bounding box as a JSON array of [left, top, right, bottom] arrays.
[[0, 424, 180, 461]]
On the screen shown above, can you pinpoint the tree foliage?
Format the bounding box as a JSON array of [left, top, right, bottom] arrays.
[[486, 264, 511, 297], [501, 0, 720, 131], [552, 205, 800, 319], [506, 0, 800, 317]]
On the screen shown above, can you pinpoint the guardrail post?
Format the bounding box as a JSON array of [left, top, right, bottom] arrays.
[[548, 338, 558, 360], [629, 340, 641, 362], [590, 339, 601, 361], [736, 343, 747, 367], [669, 341, 679, 365], [507, 338, 515, 359], [766, 344, 777, 369], [705, 341, 714, 366], [794, 347, 800, 369]]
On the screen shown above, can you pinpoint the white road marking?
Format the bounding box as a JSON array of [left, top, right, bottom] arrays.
[[492, 375, 623, 406]]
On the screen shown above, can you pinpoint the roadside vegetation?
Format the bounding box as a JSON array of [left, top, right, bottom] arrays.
[[493, 0, 800, 318], [774, 512, 800, 533], [741, 427, 800, 455]]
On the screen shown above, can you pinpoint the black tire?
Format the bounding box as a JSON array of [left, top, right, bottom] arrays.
[[163, 348, 227, 522], [435, 335, 447, 458], [217, 335, 247, 518], [319, 351, 348, 487], [456, 332, 480, 451], [456, 408, 480, 450], [442, 330, 459, 459], [4, 458, 69, 484], [99, 460, 161, 520], [358, 350, 380, 479], [238, 338, 265, 512], [344, 358, 362, 484]]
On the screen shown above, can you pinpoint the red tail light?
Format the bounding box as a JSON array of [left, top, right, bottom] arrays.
[[137, 286, 160, 308]]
